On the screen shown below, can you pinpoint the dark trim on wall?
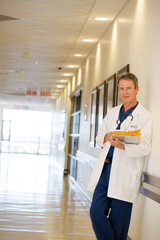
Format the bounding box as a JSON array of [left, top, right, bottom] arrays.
[[140, 187, 160, 203], [142, 172, 160, 188], [140, 172, 160, 203]]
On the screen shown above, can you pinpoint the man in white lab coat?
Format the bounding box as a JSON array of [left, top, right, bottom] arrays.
[[88, 73, 152, 240]]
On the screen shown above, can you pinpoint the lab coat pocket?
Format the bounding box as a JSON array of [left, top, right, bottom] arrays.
[[123, 166, 141, 193]]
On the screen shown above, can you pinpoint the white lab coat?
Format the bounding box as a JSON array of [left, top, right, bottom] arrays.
[[87, 103, 152, 203]]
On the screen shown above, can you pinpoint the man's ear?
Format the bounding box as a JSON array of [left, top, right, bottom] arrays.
[[136, 86, 139, 94]]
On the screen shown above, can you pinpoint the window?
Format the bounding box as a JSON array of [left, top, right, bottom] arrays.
[[68, 90, 82, 180], [1, 109, 52, 155]]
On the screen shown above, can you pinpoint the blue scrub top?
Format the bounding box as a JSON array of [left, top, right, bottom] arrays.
[[107, 104, 137, 159]]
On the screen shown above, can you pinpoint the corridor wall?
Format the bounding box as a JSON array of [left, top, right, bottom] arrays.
[[56, 0, 160, 239]]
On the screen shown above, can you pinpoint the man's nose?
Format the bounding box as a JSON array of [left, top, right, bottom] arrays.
[[123, 89, 128, 94]]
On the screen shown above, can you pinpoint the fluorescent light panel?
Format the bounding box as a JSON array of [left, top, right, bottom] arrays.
[[82, 39, 94, 42], [94, 17, 108, 21], [74, 54, 83, 57], [59, 80, 69, 83], [68, 65, 79, 68], [56, 85, 64, 88], [63, 73, 73, 76]]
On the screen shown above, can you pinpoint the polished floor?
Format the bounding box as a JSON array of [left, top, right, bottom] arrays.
[[0, 153, 96, 240]]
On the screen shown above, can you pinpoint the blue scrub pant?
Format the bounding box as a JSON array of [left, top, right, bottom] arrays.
[[90, 163, 133, 240]]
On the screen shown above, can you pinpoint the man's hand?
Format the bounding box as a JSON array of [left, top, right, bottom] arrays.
[[103, 132, 113, 143], [103, 133, 125, 150], [110, 137, 125, 150]]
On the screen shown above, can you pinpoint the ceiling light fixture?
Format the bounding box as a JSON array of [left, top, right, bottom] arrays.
[[63, 73, 73, 76], [82, 39, 94, 42], [94, 17, 108, 21], [59, 80, 69, 83], [74, 54, 83, 57], [68, 65, 79, 68]]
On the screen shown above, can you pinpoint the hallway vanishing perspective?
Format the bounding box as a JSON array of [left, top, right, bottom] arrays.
[[0, 153, 95, 240]]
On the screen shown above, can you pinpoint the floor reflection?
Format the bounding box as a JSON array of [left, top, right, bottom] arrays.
[[0, 153, 95, 240]]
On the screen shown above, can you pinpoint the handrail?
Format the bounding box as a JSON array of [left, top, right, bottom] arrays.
[[140, 172, 160, 204], [142, 172, 160, 188]]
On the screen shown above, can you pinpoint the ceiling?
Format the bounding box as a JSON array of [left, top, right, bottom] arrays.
[[0, 0, 127, 106]]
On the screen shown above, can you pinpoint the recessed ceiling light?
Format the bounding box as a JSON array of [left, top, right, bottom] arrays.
[[68, 65, 79, 68], [94, 17, 108, 21], [35, 61, 39, 64], [82, 39, 94, 42], [63, 73, 73, 76], [56, 85, 64, 88], [74, 54, 83, 57], [59, 79, 69, 83]]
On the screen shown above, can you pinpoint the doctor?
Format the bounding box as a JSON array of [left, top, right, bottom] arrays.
[[88, 73, 152, 240]]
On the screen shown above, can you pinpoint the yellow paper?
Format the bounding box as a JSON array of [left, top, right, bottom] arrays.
[[113, 129, 141, 136], [112, 129, 141, 144]]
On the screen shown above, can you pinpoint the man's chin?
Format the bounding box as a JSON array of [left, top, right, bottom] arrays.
[[122, 98, 130, 103]]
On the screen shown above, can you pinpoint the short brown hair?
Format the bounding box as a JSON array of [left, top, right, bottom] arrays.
[[117, 72, 138, 89]]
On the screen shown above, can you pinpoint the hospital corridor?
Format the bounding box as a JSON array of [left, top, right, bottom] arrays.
[[0, 153, 95, 240], [0, 0, 160, 239]]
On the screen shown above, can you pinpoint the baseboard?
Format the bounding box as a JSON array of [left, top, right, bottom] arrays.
[[68, 175, 92, 206]]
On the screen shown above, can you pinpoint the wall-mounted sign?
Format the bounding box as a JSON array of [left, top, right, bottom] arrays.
[[27, 89, 51, 97]]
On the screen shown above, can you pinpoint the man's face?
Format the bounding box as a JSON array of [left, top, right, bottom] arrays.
[[118, 79, 139, 105]]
